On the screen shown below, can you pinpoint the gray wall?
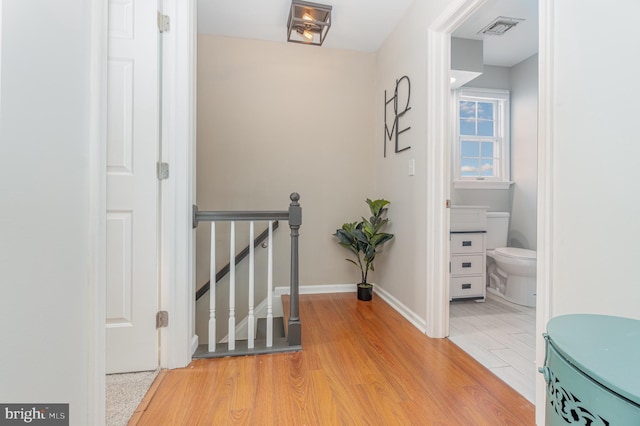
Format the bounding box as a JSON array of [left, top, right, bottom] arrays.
[[451, 38, 483, 73], [373, 0, 451, 322], [466, 65, 511, 90], [451, 65, 513, 213], [509, 54, 538, 249], [451, 56, 539, 252]]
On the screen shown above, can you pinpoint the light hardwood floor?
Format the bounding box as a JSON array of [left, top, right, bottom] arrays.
[[134, 293, 534, 425], [449, 294, 536, 403]]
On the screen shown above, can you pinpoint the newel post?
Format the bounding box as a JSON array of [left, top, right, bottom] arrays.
[[287, 192, 302, 346]]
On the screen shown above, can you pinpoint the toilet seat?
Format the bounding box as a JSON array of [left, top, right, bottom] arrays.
[[494, 247, 536, 260]]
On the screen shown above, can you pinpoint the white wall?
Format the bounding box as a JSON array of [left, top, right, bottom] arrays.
[[509, 54, 538, 250], [196, 35, 376, 289], [0, 1, 99, 424], [374, 0, 451, 321], [547, 0, 640, 319]]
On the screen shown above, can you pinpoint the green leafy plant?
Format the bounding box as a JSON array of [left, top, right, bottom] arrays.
[[334, 199, 395, 287]]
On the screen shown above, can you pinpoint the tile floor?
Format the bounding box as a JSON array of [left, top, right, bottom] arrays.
[[449, 293, 536, 403]]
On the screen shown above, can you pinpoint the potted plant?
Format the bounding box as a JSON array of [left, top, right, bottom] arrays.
[[334, 199, 394, 301]]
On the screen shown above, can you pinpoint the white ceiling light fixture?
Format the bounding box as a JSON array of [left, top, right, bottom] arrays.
[[479, 16, 524, 36], [287, 0, 332, 46]]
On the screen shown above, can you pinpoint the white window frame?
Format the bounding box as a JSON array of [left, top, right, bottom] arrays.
[[452, 87, 512, 189]]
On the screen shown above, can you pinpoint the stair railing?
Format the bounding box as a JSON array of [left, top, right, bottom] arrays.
[[195, 221, 280, 301], [192, 193, 301, 356]]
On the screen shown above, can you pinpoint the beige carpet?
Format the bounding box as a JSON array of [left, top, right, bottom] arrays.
[[106, 369, 159, 426]]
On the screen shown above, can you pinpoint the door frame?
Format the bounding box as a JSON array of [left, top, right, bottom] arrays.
[[90, 0, 196, 422], [426, 0, 551, 422], [425, 0, 490, 339], [536, 1, 553, 421], [158, 0, 198, 370], [89, 0, 107, 423]]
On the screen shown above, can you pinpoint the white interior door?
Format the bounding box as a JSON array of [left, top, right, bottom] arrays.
[[106, 0, 160, 374]]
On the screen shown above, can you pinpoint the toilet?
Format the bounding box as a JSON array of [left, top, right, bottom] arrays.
[[485, 212, 537, 307]]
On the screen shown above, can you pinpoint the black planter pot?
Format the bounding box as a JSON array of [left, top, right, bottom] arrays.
[[357, 284, 373, 301]]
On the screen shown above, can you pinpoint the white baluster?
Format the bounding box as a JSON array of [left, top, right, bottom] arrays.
[[267, 221, 273, 347], [208, 223, 216, 352], [228, 221, 236, 351], [248, 221, 255, 349]]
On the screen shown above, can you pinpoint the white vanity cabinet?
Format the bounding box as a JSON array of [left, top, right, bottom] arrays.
[[450, 232, 486, 300], [450, 206, 487, 301]]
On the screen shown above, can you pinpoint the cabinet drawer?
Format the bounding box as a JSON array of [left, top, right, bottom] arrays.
[[451, 233, 485, 254], [451, 254, 484, 275], [451, 276, 484, 298]]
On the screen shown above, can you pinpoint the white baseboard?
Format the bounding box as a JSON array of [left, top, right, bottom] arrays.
[[275, 283, 356, 296], [373, 286, 428, 334], [275, 283, 427, 335], [191, 334, 199, 355]]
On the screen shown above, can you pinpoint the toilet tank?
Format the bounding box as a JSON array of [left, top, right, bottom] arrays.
[[486, 212, 510, 249]]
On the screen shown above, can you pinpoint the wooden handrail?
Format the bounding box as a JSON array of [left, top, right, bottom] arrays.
[[195, 221, 279, 301]]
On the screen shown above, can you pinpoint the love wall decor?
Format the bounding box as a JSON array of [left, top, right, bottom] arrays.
[[384, 75, 411, 157]]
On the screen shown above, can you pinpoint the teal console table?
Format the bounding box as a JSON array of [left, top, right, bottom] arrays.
[[541, 314, 640, 425]]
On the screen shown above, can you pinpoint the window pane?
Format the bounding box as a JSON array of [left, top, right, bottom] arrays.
[[481, 142, 494, 158], [477, 102, 493, 120], [456, 90, 509, 182], [460, 158, 478, 177], [480, 160, 494, 177], [478, 120, 494, 136], [460, 119, 476, 135], [459, 101, 475, 118], [461, 140, 479, 157]]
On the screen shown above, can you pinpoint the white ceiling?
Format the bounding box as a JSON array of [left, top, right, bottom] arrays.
[[197, 0, 538, 66], [453, 0, 538, 67], [197, 0, 414, 52]]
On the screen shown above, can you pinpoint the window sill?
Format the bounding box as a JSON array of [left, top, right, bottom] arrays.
[[453, 180, 514, 190]]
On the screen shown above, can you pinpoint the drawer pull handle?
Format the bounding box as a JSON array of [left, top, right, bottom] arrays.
[[461, 283, 471, 289], [462, 241, 472, 247], [462, 262, 472, 268]]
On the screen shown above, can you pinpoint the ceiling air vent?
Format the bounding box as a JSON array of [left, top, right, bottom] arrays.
[[479, 16, 524, 36]]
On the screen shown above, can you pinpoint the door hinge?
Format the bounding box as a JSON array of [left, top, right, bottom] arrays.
[[446, 199, 451, 208], [157, 162, 169, 180], [156, 311, 169, 328], [157, 12, 170, 33]]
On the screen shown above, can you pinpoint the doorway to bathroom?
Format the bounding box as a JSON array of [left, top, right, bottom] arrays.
[[446, 0, 539, 403]]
